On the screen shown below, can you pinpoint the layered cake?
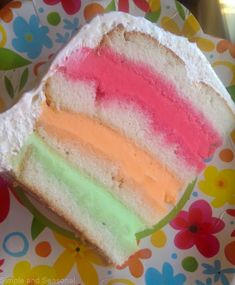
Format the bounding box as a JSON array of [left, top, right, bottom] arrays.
[[0, 12, 234, 265]]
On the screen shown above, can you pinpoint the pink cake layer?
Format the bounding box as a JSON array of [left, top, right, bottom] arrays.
[[58, 47, 222, 171]]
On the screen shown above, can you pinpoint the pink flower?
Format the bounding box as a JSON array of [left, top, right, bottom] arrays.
[[170, 200, 225, 257], [0, 177, 10, 223], [0, 174, 24, 223], [43, 0, 81, 15], [0, 259, 4, 273], [224, 208, 235, 265], [227, 209, 235, 217]]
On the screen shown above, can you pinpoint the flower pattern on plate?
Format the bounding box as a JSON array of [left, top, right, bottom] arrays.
[[0, 177, 10, 223], [198, 166, 235, 207], [43, 0, 81, 15], [0, 1, 21, 23], [217, 39, 235, 58], [202, 260, 235, 285], [195, 278, 212, 285], [12, 15, 52, 59], [0, 24, 7, 48], [170, 200, 225, 257], [4, 260, 55, 285], [160, 14, 215, 52], [145, 262, 186, 285], [117, 248, 152, 278], [53, 232, 107, 285]]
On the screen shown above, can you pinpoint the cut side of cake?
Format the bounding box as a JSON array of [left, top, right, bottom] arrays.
[[0, 12, 234, 265]]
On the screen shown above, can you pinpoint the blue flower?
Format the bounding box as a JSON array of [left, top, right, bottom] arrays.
[[145, 262, 186, 285], [63, 18, 79, 36], [195, 278, 212, 285], [12, 15, 52, 59], [202, 260, 235, 285], [55, 32, 70, 44]]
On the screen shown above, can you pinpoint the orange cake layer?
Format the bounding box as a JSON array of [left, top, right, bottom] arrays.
[[38, 104, 183, 210]]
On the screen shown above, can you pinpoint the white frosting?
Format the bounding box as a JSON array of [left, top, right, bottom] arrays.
[[0, 12, 234, 170]]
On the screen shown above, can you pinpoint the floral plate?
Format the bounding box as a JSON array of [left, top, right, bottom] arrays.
[[0, 1, 235, 285]]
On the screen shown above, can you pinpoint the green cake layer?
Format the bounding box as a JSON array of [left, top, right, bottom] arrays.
[[15, 134, 145, 253]]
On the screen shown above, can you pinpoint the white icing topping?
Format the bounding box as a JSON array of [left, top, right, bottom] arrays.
[[0, 12, 234, 170], [0, 90, 42, 170]]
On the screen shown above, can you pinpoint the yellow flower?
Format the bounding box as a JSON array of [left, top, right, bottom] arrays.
[[4, 261, 55, 285], [53, 232, 107, 285], [161, 15, 215, 52], [0, 24, 7, 47], [198, 166, 235, 208], [148, 0, 160, 12]]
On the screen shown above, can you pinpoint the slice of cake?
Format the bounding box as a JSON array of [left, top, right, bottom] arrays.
[[0, 12, 234, 265]]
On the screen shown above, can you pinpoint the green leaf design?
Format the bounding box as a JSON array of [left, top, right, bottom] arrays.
[[105, 0, 116, 12], [175, 0, 186, 20], [136, 179, 196, 239], [0, 48, 31, 71], [227, 85, 235, 103], [145, 9, 161, 23], [19, 68, 29, 92], [4, 76, 14, 98], [31, 217, 46, 240]]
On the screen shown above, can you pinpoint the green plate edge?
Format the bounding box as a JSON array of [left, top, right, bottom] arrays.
[[136, 179, 197, 239], [14, 179, 196, 241]]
